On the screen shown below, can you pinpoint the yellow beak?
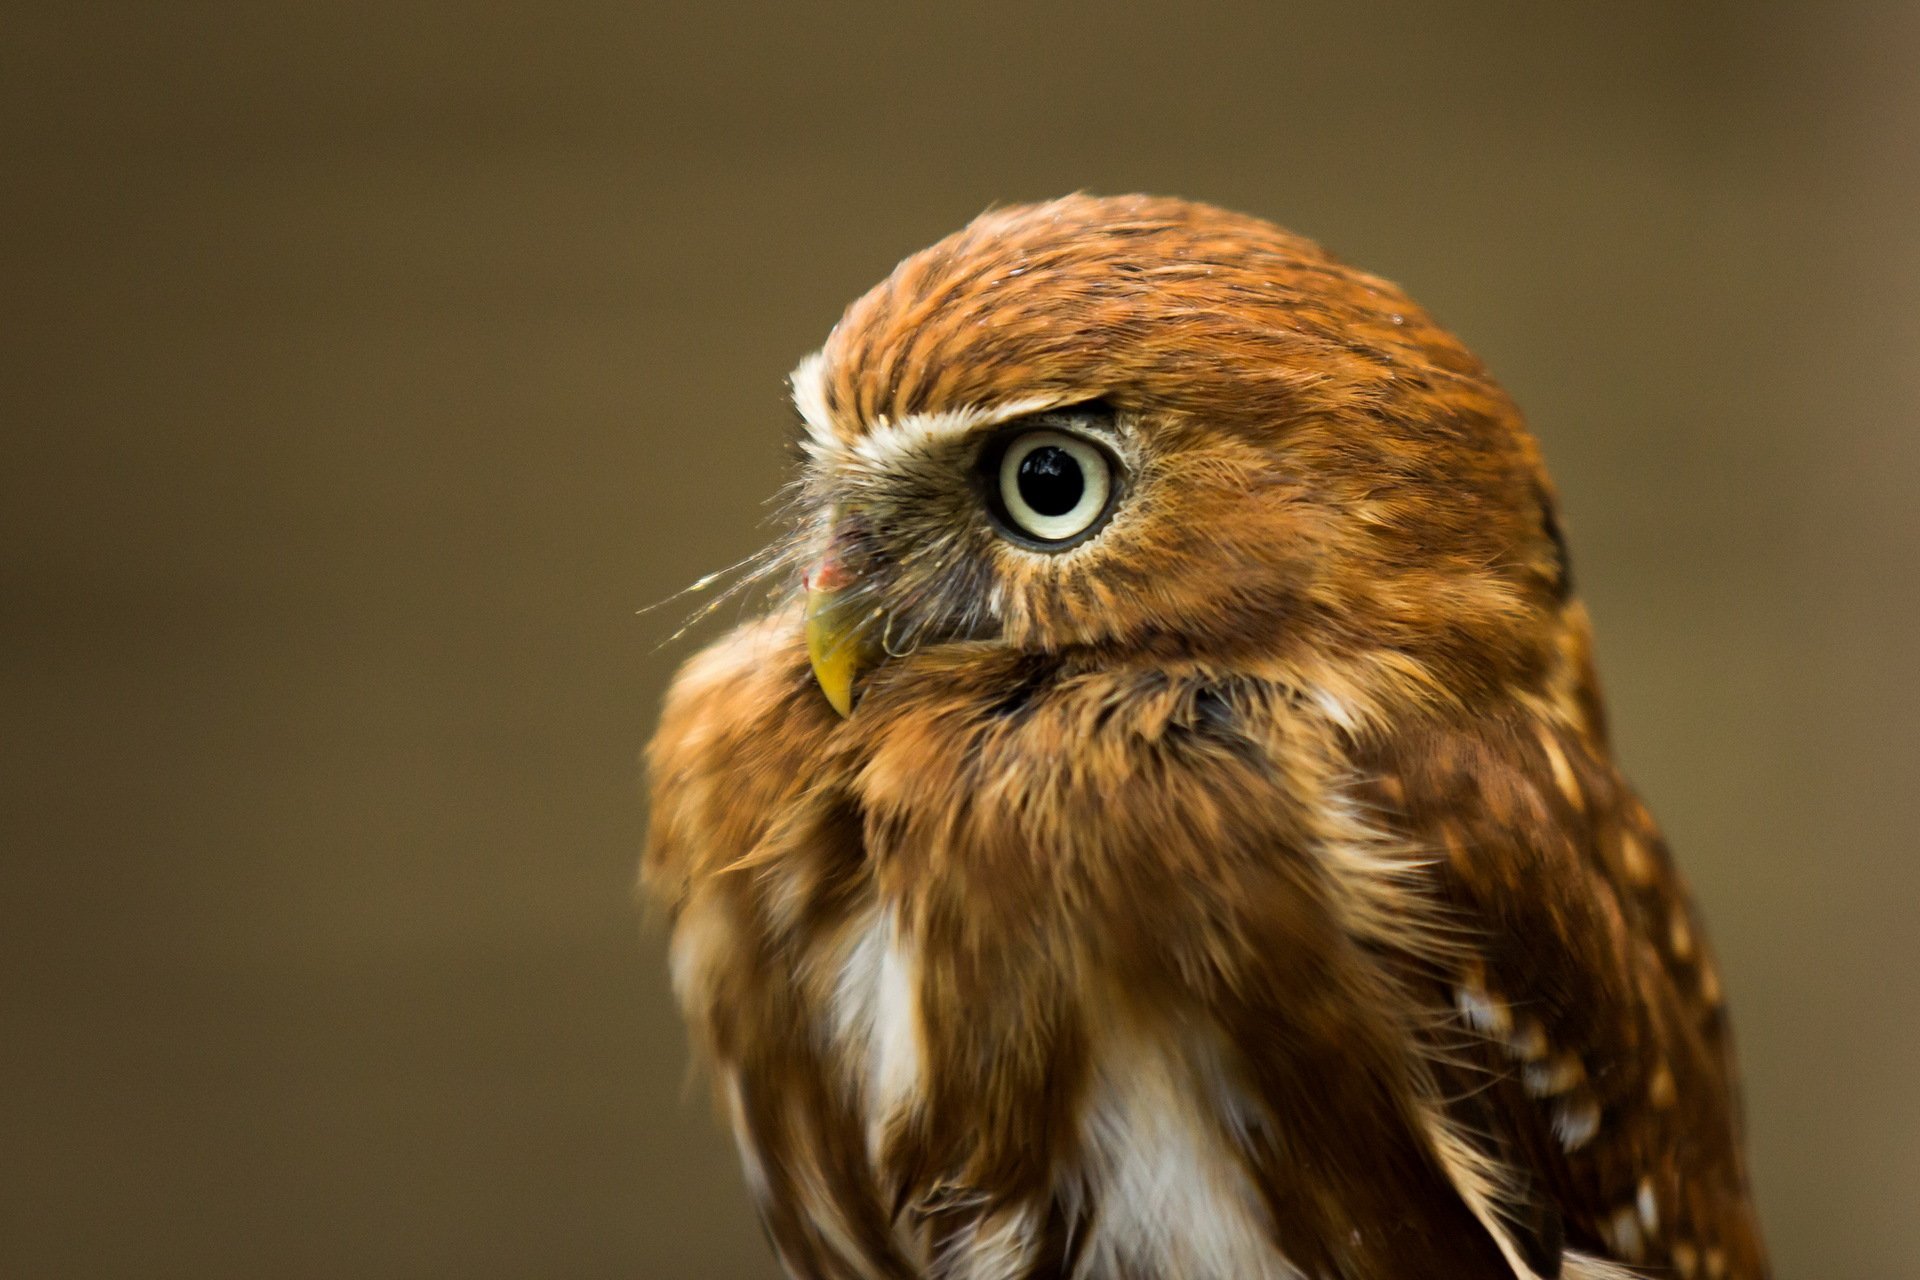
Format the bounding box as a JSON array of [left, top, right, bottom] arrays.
[[804, 579, 876, 718]]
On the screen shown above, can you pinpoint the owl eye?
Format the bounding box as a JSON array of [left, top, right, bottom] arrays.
[[988, 428, 1116, 547]]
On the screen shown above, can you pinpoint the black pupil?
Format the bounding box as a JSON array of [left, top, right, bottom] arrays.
[[1016, 446, 1085, 518]]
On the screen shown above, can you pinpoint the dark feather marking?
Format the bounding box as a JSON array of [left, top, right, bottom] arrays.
[[1537, 484, 1573, 603]]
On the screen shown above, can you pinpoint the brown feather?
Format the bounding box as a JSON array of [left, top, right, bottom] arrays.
[[645, 196, 1768, 1279]]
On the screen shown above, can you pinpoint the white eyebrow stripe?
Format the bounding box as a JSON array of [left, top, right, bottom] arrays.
[[789, 350, 839, 458], [849, 397, 1059, 472], [787, 352, 1061, 469]]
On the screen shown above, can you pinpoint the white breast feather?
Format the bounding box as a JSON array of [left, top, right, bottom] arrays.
[[1074, 1024, 1305, 1280]]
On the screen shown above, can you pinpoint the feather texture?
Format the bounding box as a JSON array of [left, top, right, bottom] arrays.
[[644, 196, 1768, 1279]]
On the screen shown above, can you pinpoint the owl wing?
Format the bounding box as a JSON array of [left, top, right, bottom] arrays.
[[650, 628, 1767, 1280], [1357, 716, 1769, 1280]]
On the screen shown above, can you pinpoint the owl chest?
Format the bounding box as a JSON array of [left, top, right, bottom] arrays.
[[758, 901, 1307, 1280]]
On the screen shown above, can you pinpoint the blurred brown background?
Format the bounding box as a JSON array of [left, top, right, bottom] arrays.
[[3, 2, 1916, 1276]]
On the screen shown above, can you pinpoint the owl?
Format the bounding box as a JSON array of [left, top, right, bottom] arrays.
[[644, 196, 1768, 1280]]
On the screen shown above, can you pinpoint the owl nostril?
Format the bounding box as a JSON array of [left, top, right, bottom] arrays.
[[803, 553, 856, 594], [805, 507, 874, 594]]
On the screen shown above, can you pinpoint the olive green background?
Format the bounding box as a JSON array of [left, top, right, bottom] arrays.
[[5, 3, 1916, 1276]]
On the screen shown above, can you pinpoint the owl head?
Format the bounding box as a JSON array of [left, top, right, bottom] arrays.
[[781, 196, 1576, 724]]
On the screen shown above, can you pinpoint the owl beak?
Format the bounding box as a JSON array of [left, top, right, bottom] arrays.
[[803, 555, 875, 718]]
